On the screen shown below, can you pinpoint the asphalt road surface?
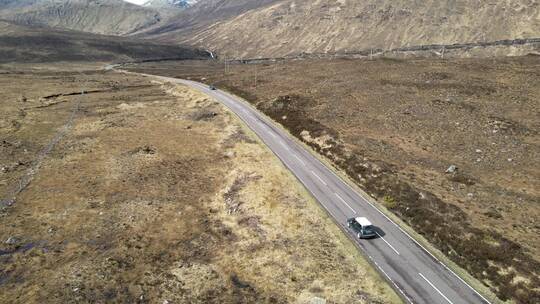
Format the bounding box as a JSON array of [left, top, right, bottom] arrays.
[[150, 75, 492, 304]]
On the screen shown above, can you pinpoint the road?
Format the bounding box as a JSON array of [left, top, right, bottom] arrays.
[[149, 75, 491, 304]]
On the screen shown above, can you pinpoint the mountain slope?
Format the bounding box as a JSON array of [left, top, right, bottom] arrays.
[[143, 0, 197, 9], [0, 20, 208, 63], [0, 0, 41, 9], [142, 0, 280, 37], [145, 0, 540, 58], [0, 0, 163, 36]]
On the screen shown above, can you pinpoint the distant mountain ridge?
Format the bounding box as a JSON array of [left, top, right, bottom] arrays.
[[0, 0, 41, 9], [0, 0, 164, 36], [143, 0, 540, 58], [0, 0, 538, 58], [143, 0, 197, 8], [0, 19, 208, 63]]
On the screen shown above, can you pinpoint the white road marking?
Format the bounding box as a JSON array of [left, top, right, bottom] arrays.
[[334, 193, 356, 213], [311, 170, 327, 186], [155, 78, 492, 304], [373, 261, 413, 304], [377, 264, 394, 283], [375, 232, 400, 256], [419, 273, 454, 304], [293, 154, 306, 166], [279, 140, 289, 150], [269, 132, 277, 138], [315, 156, 492, 303], [259, 124, 273, 136]]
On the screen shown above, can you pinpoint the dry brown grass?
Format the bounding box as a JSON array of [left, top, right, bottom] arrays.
[[0, 67, 399, 303], [125, 55, 540, 303]]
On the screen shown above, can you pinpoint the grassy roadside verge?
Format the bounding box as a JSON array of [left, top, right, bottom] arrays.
[[123, 57, 540, 303], [234, 120, 403, 304], [149, 73, 403, 303], [206, 84, 506, 304], [1, 68, 400, 303]]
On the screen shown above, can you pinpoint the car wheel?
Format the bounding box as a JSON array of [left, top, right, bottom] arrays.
[[347, 222, 351, 227], [357, 232, 362, 239]]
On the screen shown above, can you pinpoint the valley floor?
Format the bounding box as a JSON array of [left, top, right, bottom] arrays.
[[125, 56, 540, 303], [0, 66, 399, 303]]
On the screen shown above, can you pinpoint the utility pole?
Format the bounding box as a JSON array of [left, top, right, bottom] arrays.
[[254, 66, 258, 88]]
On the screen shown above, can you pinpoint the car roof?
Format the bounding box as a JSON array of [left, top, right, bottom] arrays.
[[355, 217, 372, 226]]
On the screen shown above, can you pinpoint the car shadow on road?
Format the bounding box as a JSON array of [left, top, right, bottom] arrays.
[[372, 226, 385, 238]]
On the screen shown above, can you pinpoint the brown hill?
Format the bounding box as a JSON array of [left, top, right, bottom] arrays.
[[0, 20, 208, 63], [3, 0, 537, 58], [141, 0, 279, 37], [0, 0, 41, 9], [0, 0, 165, 36], [145, 0, 540, 58]]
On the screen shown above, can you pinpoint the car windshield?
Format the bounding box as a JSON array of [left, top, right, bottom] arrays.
[[363, 225, 374, 234]]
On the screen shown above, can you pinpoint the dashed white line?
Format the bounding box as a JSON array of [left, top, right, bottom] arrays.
[[419, 273, 454, 304], [311, 170, 327, 186], [375, 232, 400, 256], [279, 140, 289, 151], [175, 78, 490, 304], [334, 193, 356, 213], [313, 156, 492, 303], [373, 261, 413, 304], [293, 154, 306, 166]]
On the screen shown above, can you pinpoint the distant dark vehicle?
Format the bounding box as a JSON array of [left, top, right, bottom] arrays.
[[209, 85, 217, 90], [347, 217, 376, 239]]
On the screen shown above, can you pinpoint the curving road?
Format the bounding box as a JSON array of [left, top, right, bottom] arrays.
[[149, 75, 491, 304]]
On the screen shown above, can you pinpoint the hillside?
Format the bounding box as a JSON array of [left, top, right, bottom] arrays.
[[3, 0, 537, 58], [141, 0, 280, 37], [0, 0, 164, 36], [0, 0, 41, 9], [143, 0, 197, 9], [0, 20, 208, 63], [145, 0, 540, 58]]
